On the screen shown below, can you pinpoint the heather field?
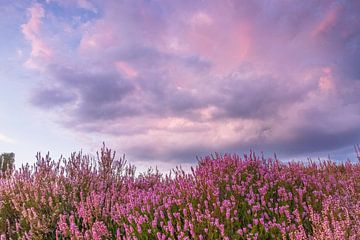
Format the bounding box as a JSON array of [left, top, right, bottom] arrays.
[[0, 146, 359, 240]]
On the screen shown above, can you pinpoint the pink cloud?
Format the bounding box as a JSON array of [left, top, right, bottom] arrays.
[[78, 20, 121, 54], [190, 11, 213, 26], [21, 4, 44, 37], [114, 61, 138, 78], [162, 3, 258, 76], [318, 67, 335, 91], [312, 5, 341, 38], [21, 3, 52, 69]]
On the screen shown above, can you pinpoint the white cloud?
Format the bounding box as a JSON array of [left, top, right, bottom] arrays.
[[0, 133, 16, 144]]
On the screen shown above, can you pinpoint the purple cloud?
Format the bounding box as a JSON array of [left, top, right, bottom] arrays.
[[30, 87, 76, 109], [22, 0, 360, 163]]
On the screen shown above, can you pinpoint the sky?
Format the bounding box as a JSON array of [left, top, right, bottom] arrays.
[[0, 0, 360, 172]]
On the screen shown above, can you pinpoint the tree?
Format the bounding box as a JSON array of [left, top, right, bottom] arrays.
[[356, 144, 360, 162], [0, 152, 15, 177]]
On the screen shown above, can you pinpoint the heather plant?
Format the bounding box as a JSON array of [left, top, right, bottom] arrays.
[[0, 145, 360, 239]]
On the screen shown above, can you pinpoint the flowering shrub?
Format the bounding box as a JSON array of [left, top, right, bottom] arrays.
[[0, 145, 360, 239]]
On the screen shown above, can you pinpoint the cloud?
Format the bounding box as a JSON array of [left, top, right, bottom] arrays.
[[30, 87, 77, 109], [312, 5, 341, 38], [0, 133, 16, 144], [46, 0, 98, 13], [24, 0, 360, 163], [21, 3, 52, 69], [114, 61, 138, 78]]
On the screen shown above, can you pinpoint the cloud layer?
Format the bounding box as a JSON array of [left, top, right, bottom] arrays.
[[22, 0, 360, 163]]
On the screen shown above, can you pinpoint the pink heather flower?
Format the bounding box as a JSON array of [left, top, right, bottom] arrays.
[[153, 232, 159, 240], [116, 229, 122, 239], [92, 221, 109, 239], [58, 215, 69, 234], [226, 209, 231, 219], [137, 223, 142, 234], [92, 230, 100, 240], [152, 218, 158, 228], [168, 221, 174, 235], [183, 208, 187, 217], [1, 146, 360, 239]]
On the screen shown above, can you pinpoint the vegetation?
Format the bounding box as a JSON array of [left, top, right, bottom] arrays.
[[0, 145, 359, 239], [0, 152, 14, 178]]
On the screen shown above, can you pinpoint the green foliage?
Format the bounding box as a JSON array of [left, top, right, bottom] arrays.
[[0, 152, 15, 177]]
